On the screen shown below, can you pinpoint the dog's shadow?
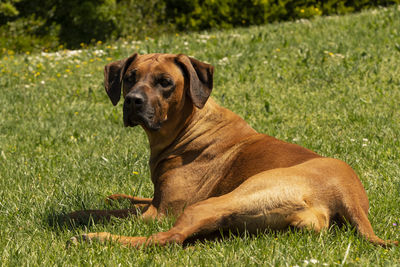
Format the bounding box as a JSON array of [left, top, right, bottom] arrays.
[[45, 206, 131, 232], [45, 196, 140, 230], [45, 210, 94, 231]]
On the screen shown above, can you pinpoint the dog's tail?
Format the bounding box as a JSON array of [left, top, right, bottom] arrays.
[[342, 202, 398, 247]]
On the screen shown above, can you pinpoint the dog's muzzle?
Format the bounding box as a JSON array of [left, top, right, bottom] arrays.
[[123, 92, 160, 130]]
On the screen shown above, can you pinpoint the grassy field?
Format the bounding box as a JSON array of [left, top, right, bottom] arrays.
[[1, 6, 400, 266]]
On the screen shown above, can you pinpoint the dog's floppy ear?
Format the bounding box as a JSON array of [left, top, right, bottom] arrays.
[[175, 54, 214, 109], [104, 53, 138, 106]]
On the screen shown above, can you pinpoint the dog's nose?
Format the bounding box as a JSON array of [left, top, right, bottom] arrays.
[[125, 93, 144, 110]]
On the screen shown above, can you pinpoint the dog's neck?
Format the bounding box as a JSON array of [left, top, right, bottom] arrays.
[[145, 98, 257, 173], [144, 96, 198, 162]]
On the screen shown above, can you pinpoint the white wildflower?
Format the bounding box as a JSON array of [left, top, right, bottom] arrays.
[[218, 57, 229, 65], [92, 49, 105, 56], [199, 34, 210, 39]]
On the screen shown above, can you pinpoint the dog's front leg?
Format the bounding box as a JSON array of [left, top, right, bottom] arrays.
[[106, 194, 153, 206], [68, 196, 233, 248], [67, 203, 157, 224], [68, 231, 183, 248], [67, 208, 141, 223]]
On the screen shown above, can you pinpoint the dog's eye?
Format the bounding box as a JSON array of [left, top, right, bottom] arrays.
[[159, 78, 172, 88], [125, 72, 136, 84]]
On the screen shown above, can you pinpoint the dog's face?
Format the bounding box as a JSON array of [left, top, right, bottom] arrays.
[[104, 53, 214, 131]]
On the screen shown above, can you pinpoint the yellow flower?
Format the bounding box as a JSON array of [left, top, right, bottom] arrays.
[[106, 57, 113, 61], [56, 73, 61, 77], [276, 48, 280, 52], [25, 51, 30, 55], [66, 69, 71, 73], [328, 52, 334, 57], [132, 171, 139, 175], [300, 9, 305, 13], [175, 33, 179, 37], [89, 59, 94, 62], [35, 72, 40, 77], [97, 40, 102, 45], [75, 64, 80, 68]]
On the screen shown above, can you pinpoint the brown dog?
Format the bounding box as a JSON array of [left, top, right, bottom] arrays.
[[69, 53, 397, 247]]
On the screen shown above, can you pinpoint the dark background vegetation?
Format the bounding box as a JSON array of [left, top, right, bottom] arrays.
[[1, 0, 399, 53]]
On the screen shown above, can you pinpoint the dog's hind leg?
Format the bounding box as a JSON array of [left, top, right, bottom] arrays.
[[288, 206, 330, 232]]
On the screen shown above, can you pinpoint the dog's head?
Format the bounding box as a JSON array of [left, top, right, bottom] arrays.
[[104, 53, 214, 131]]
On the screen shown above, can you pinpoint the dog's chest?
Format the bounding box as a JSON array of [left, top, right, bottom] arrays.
[[152, 149, 240, 211]]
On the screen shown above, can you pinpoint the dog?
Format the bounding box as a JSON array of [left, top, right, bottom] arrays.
[[69, 53, 397, 247]]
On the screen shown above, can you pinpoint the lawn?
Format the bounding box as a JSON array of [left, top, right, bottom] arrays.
[[1, 6, 399, 266]]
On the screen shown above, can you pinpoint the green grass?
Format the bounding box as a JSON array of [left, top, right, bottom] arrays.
[[1, 6, 400, 266]]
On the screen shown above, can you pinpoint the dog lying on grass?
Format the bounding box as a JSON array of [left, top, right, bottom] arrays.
[[68, 53, 398, 248]]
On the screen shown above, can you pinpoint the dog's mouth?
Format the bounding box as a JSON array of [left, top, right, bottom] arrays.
[[123, 109, 162, 131]]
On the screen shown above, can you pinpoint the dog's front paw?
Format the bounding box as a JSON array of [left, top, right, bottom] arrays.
[[67, 232, 112, 248]]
